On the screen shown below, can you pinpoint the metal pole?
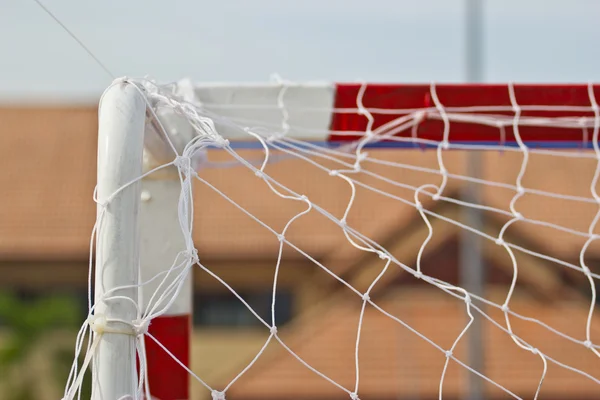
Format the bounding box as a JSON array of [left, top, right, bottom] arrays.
[[465, 0, 484, 83], [462, 1, 486, 399], [94, 80, 147, 400], [460, 152, 486, 400]]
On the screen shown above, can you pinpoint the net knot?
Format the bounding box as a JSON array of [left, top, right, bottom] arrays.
[[350, 392, 360, 400], [185, 248, 199, 265], [88, 314, 145, 336], [174, 155, 192, 172], [377, 251, 387, 260], [211, 390, 225, 400], [501, 303, 510, 313], [415, 270, 423, 280], [445, 350, 453, 358], [132, 318, 150, 336], [270, 326, 278, 335], [362, 293, 370, 302], [276, 233, 285, 242], [357, 152, 369, 162], [329, 170, 339, 177], [214, 137, 230, 148], [584, 340, 593, 349], [495, 238, 505, 246], [255, 170, 265, 179], [464, 295, 472, 305]]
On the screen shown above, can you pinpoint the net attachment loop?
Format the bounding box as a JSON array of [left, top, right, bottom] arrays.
[[87, 314, 150, 337]]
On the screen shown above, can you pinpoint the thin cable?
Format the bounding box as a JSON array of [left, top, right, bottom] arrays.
[[32, 0, 115, 79]]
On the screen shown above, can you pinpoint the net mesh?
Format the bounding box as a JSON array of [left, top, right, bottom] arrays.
[[64, 78, 600, 400]]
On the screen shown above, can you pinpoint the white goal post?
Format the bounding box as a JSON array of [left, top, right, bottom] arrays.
[[92, 80, 196, 400], [62, 77, 600, 400]]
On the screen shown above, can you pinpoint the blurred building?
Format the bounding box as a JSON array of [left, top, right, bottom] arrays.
[[1, 105, 599, 399]]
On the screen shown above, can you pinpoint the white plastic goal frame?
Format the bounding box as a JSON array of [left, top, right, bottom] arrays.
[[90, 78, 600, 400]]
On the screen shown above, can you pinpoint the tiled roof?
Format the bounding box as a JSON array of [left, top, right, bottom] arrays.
[[0, 106, 97, 260], [226, 290, 600, 399], [1, 106, 599, 264], [3, 106, 599, 399]]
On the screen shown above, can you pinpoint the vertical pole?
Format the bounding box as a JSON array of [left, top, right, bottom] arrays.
[[94, 81, 147, 400], [460, 152, 486, 400], [465, 0, 484, 83], [462, 1, 485, 399], [140, 176, 192, 400]]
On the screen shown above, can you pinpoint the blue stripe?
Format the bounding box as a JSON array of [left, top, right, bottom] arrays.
[[218, 140, 595, 150]]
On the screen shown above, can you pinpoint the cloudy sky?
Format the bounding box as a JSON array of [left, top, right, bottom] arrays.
[[1, 0, 599, 102]]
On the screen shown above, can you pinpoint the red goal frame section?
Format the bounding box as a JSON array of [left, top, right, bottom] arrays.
[[145, 316, 190, 400], [330, 83, 600, 147]]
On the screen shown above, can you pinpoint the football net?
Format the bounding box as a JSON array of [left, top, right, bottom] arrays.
[[63, 77, 600, 400]]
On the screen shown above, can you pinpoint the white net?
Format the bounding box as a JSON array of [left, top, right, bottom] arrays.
[[64, 78, 600, 400]]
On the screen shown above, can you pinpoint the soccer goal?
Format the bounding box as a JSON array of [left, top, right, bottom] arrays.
[[63, 77, 600, 400]]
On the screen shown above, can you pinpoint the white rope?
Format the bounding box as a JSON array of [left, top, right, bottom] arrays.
[[65, 78, 600, 400]]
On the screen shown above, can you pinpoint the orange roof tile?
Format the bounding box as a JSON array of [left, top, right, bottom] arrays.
[[1, 106, 600, 267], [0, 106, 97, 260], [227, 290, 600, 399]]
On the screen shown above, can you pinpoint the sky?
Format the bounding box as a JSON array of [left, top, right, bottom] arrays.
[[0, 0, 599, 102]]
